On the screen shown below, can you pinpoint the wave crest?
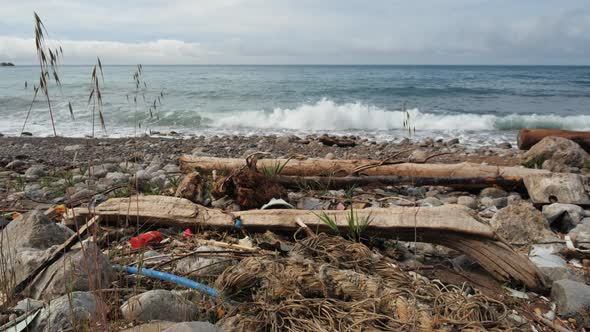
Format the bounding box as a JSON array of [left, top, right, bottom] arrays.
[[210, 98, 590, 131]]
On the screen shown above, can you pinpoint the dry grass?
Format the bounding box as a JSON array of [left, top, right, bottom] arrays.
[[22, 13, 65, 136], [88, 57, 106, 136]]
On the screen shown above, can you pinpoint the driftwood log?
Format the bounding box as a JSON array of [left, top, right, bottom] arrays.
[[67, 196, 547, 290], [179, 156, 549, 178], [518, 128, 590, 152], [275, 175, 525, 192]]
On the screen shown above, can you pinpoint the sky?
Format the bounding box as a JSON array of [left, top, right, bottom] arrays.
[[1, 0, 590, 65]]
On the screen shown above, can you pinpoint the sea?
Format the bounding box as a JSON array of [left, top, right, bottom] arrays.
[[1, 65, 589, 145]]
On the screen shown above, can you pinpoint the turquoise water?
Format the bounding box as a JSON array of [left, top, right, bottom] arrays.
[[1, 65, 589, 142]]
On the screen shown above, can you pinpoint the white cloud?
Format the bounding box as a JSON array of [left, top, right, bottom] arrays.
[[0, 37, 214, 64], [1, 0, 590, 64]]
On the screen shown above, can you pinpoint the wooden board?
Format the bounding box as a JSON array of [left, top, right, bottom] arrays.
[[67, 196, 547, 290]]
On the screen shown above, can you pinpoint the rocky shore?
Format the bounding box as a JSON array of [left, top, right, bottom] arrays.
[[1, 133, 589, 331]]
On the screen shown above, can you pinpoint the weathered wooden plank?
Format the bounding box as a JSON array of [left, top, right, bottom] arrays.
[[67, 196, 547, 290]]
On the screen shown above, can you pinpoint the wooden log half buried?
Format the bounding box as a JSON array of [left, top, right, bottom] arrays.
[[518, 128, 590, 152], [67, 195, 547, 291], [179, 155, 550, 179], [274, 174, 525, 192]]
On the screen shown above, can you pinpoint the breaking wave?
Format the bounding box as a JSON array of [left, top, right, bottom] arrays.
[[210, 98, 590, 131]]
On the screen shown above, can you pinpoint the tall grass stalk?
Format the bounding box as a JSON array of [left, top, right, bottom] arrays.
[[22, 13, 65, 136]]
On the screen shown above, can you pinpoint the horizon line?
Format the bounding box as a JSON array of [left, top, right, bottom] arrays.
[[4, 63, 590, 67]]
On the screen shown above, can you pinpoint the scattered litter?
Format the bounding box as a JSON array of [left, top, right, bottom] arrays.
[[129, 231, 163, 249], [503, 286, 529, 300], [260, 198, 294, 210]]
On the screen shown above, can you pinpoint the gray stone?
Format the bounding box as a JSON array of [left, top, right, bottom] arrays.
[[551, 280, 590, 317], [541, 160, 578, 173], [63, 144, 82, 152], [542, 203, 586, 233], [28, 243, 113, 301], [568, 219, 590, 248], [31, 292, 102, 331], [507, 193, 522, 205], [163, 164, 181, 173], [6, 160, 26, 170], [324, 152, 335, 160], [297, 197, 329, 210], [121, 289, 199, 323], [24, 165, 46, 179], [121, 321, 176, 332], [419, 137, 434, 147], [86, 163, 119, 178], [440, 196, 458, 204], [409, 149, 429, 162], [447, 138, 460, 146], [70, 188, 96, 202], [275, 136, 290, 146], [479, 187, 507, 199], [11, 298, 44, 313], [211, 196, 233, 209], [105, 172, 130, 184], [523, 173, 590, 205], [480, 197, 508, 209], [419, 197, 443, 207], [25, 183, 41, 192], [407, 187, 426, 197], [133, 170, 153, 188], [72, 174, 85, 183], [490, 202, 553, 244], [457, 196, 478, 209], [0, 212, 73, 285], [150, 174, 167, 190], [162, 321, 223, 332], [522, 136, 589, 170], [529, 245, 585, 283], [425, 190, 439, 198], [175, 245, 235, 276]]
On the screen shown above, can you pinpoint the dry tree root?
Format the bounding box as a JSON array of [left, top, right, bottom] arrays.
[[211, 167, 287, 209], [216, 234, 511, 331]]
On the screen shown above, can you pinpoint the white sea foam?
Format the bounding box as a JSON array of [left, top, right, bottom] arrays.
[[3, 98, 590, 142], [209, 98, 590, 131]]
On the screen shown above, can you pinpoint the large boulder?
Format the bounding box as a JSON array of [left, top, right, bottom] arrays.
[[121, 289, 199, 323], [490, 202, 553, 244], [568, 218, 590, 249], [0, 211, 72, 285], [542, 203, 588, 233], [521, 136, 589, 171], [31, 291, 103, 331], [27, 243, 113, 301], [551, 280, 590, 317], [523, 173, 590, 205], [528, 245, 585, 283]]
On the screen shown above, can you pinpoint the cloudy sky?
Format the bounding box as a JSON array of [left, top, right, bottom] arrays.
[[1, 0, 589, 65]]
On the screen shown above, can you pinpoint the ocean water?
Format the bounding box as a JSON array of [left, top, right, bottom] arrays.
[[1, 65, 589, 144]]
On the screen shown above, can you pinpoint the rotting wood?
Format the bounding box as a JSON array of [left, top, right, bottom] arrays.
[[179, 155, 550, 178], [518, 128, 590, 152], [66, 196, 547, 290], [275, 174, 525, 192]]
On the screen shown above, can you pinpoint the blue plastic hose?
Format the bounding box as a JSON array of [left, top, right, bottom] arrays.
[[113, 265, 221, 298]]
